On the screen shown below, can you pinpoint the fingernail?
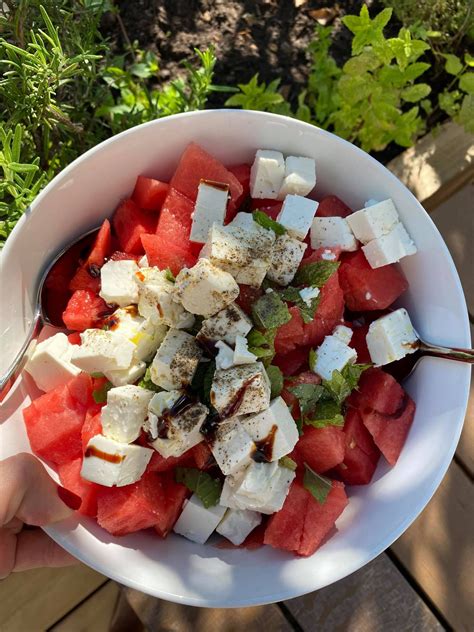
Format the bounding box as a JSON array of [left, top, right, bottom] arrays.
[[57, 486, 82, 510]]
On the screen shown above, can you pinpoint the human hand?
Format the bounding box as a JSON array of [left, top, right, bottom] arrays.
[[0, 453, 81, 579]]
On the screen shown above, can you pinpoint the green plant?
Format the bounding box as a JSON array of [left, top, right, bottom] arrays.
[[438, 52, 474, 133]]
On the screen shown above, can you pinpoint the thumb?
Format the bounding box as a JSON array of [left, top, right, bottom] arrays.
[[0, 453, 80, 527]]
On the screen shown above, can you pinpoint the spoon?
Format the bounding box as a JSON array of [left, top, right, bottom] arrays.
[[0, 226, 101, 396]]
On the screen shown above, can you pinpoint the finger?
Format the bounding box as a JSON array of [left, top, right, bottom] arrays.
[[0, 526, 17, 579], [13, 529, 79, 573], [0, 453, 80, 527]]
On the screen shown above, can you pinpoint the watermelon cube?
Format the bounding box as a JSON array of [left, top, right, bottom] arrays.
[[141, 233, 197, 277], [109, 250, 141, 262], [154, 472, 189, 538], [281, 371, 321, 418], [69, 220, 112, 292], [157, 187, 195, 235], [68, 268, 100, 293], [273, 346, 310, 377], [351, 368, 405, 415], [227, 163, 251, 218], [62, 289, 111, 331], [292, 426, 345, 473], [302, 272, 345, 347], [113, 198, 157, 254], [334, 409, 380, 485], [81, 409, 102, 453], [170, 143, 243, 217], [132, 175, 169, 211], [349, 322, 371, 364], [57, 458, 99, 517], [339, 250, 408, 311], [274, 306, 305, 355], [145, 446, 195, 473], [317, 195, 353, 218], [67, 332, 82, 345], [236, 284, 263, 315]]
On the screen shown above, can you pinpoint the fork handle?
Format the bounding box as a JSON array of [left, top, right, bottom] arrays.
[[0, 312, 42, 398], [419, 340, 474, 363]]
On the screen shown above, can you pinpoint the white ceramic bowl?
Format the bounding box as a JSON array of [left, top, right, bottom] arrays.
[[0, 111, 471, 607]]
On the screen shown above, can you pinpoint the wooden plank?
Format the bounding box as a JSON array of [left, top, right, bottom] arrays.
[[456, 371, 474, 476], [50, 581, 120, 632], [123, 588, 293, 632], [391, 461, 474, 632], [283, 553, 442, 632], [0, 564, 106, 632], [387, 121, 474, 209]]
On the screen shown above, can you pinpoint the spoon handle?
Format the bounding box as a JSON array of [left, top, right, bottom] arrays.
[[0, 312, 42, 398], [419, 340, 474, 363]]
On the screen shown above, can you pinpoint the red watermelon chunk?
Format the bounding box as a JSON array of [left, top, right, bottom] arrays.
[[62, 290, 111, 331], [236, 284, 263, 315], [57, 458, 99, 517], [317, 195, 353, 218], [281, 371, 321, 418], [274, 306, 305, 355], [145, 446, 195, 473], [157, 187, 195, 235], [292, 426, 345, 473], [360, 394, 416, 466], [69, 268, 100, 293], [334, 409, 380, 485], [250, 199, 283, 221], [303, 272, 345, 347], [141, 233, 197, 277], [192, 442, 214, 470], [351, 368, 405, 415], [170, 143, 243, 217], [339, 250, 408, 311], [109, 250, 141, 262], [69, 220, 112, 292], [273, 346, 310, 377], [67, 332, 82, 345], [349, 322, 371, 364], [227, 163, 251, 218], [113, 198, 157, 254], [154, 472, 189, 538], [132, 175, 169, 211], [301, 246, 342, 265], [81, 409, 102, 452]]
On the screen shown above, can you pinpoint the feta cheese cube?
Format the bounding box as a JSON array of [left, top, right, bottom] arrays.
[[242, 396, 299, 461], [146, 391, 207, 458], [311, 216, 358, 251], [220, 461, 295, 514], [211, 363, 271, 417], [150, 328, 202, 391], [190, 180, 229, 243], [173, 494, 226, 544], [138, 254, 149, 267], [101, 385, 154, 443], [227, 212, 260, 232], [81, 434, 153, 487], [99, 259, 139, 307], [104, 359, 147, 387], [366, 308, 419, 366], [250, 149, 285, 199], [277, 194, 318, 240], [314, 335, 357, 380], [332, 325, 353, 345], [362, 222, 417, 269], [134, 266, 194, 329], [103, 305, 167, 362], [200, 224, 275, 288], [216, 508, 262, 545], [267, 233, 307, 286], [321, 248, 337, 261], [215, 340, 235, 370], [278, 155, 316, 198], [174, 258, 239, 317], [233, 335, 257, 365], [24, 333, 81, 392], [197, 302, 252, 346], [299, 286, 320, 307], [71, 329, 135, 374], [347, 198, 399, 244], [210, 416, 256, 475]]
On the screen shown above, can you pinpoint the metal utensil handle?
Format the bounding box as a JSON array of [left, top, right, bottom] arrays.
[[419, 340, 474, 363], [0, 311, 42, 396]]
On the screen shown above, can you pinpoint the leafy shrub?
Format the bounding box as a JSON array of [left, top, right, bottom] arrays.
[[438, 53, 474, 133]]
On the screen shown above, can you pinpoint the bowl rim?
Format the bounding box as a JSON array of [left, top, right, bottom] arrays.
[[3, 109, 471, 608]]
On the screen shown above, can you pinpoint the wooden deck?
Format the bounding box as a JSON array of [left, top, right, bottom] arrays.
[[1, 123, 472, 632]]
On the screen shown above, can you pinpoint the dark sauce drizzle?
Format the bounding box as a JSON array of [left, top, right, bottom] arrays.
[[251, 424, 278, 463], [85, 446, 125, 463]]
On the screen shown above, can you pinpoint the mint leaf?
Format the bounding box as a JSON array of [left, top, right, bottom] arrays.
[[322, 370, 351, 405], [288, 383, 325, 417], [247, 328, 276, 361], [294, 261, 340, 287], [251, 292, 291, 330], [303, 464, 333, 504], [279, 456, 297, 471], [342, 363, 372, 391], [138, 367, 161, 392], [190, 360, 216, 407], [92, 380, 113, 404], [305, 399, 344, 428], [308, 348, 317, 372], [175, 467, 222, 508], [164, 267, 176, 283], [253, 210, 286, 236], [443, 53, 463, 76], [90, 372, 104, 378], [279, 286, 321, 324], [266, 365, 283, 398]]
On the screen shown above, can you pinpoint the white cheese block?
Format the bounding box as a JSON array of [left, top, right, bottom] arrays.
[[362, 222, 417, 269], [99, 259, 139, 307], [210, 416, 256, 475], [101, 384, 154, 443], [150, 328, 202, 391], [311, 216, 358, 251], [314, 335, 357, 381], [104, 359, 147, 387], [250, 149, 285, 199], [24, 333, 81, 392], [233, 335, 258, 365], [299, 286, 320, 307], [366, 308, 418, 366], [138, 254, 149, 267], [173, 494, 227, 544], [211, 362, 271, 417], [228, 212, 260, 232], [277, 194, 319, 240], [242, 396, 299, 461], [267, 233, 307, 286], [197, 302, 252, 346], [81, 434, 153, 487], [190, 181, 229, 243], [174, 258, 239, 317], [104, 305, 167, 362], [71, 329, 135, 374], [320, 248, 337, 261], [278, 155, 316, 198], [332, 324, 353, 345], [216, 508, 262, 545], [347, 198, 399, 244], [215, 340, 235, 370]]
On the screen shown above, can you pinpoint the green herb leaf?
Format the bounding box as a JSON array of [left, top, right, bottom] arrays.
[[266, 365, 284, 398], [190, 360, 216, 407], [278, 286, 321, 324], [175, 467, 222, 508], [92, 380, 113, 404], [137, 367, 161, 392], [305, 399, 344, 428], [294, 261, 340, 288], [443, 53, 463, 76], [164, 268, 176, 283], [252, 210, 286, 235], [459, 73, 474, 95], [322, 370, 352, 405], [342, 363, 372, 391], [303, 464, 333, 504], [308, 348, 317, 372], [288, 383, 325, 417], [90, 372, 104, 378], [279, 456, 297, 471], [247, 328, 276, 361], [251, 292, 291, 330]]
